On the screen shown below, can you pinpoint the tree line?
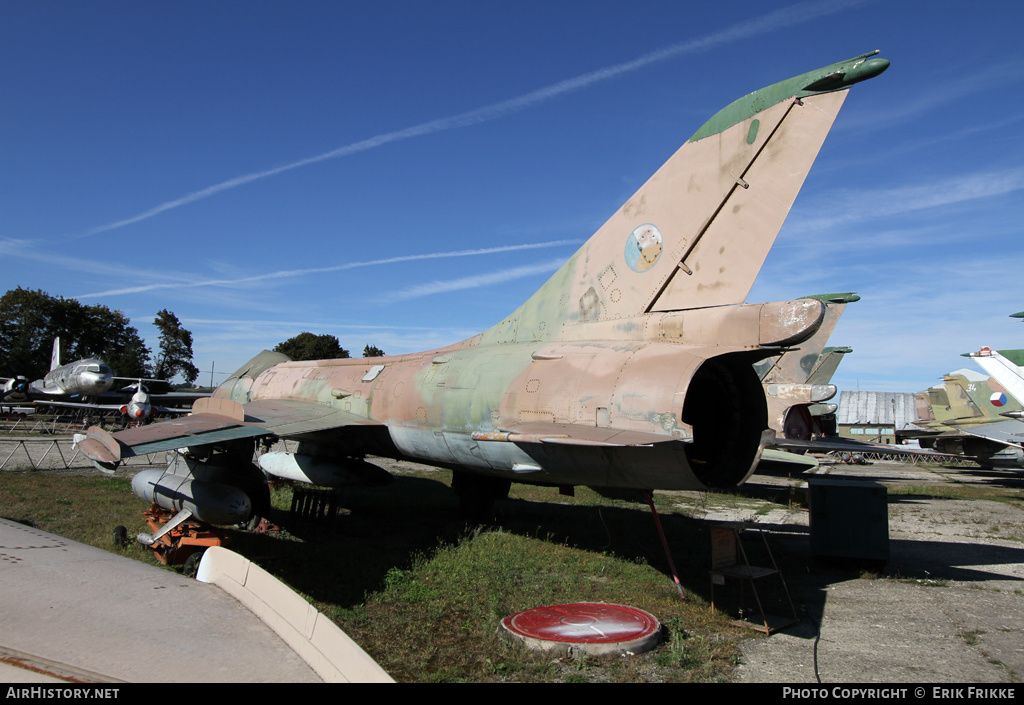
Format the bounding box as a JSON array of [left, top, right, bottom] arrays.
[[0, 287, 386, 384], [0, 288, 198, 383], [272, 332, 384, 361]]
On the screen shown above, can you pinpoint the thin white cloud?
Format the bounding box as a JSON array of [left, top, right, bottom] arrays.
[[74, 239, 580, 298], [183, 317, 471, 333], [863, 61, 1024, 127], [787, 166, 1024, 236], [76, 0, 868, 239], [385, 258, 566, 302]]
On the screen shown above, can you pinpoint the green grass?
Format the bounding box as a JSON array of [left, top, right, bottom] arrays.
[[329, 527, 743, 682], [0, 472, 162, 563], [0, 467, 757, 682]]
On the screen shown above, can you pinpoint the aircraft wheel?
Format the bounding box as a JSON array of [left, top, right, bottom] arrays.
[[241, 512, 266, 531], [113, 525, 129, 548], [183, 550, 205, 578]]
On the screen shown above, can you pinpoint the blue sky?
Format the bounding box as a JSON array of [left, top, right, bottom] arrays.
[[2, 0, 1022, 395]]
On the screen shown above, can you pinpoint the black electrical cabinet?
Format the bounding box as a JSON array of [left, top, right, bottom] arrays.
[[808, 478, 890, 564]]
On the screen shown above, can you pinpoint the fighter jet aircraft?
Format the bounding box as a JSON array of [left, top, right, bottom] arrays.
[[43, 380, 193, 426], [80, 52, 890, 528], [1, 338, 114, 403], [908, 371, 1024, 467], [755, 292, 858, 441], [940, 370, 1024, 466]]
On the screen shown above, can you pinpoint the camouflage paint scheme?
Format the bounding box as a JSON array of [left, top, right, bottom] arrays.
[[911, 371, 1024, 466], [755, 292, 858, 440], [965, 347, 1024, 414], [82, 53, 889, 517]]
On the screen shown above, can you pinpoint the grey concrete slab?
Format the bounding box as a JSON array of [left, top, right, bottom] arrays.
[[700, 460, 1024, 683], [0, 518, 321, 683]]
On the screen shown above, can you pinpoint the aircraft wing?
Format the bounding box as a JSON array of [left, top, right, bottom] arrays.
[[80, 397, 382, 466], [35, 399, 192, 414], [945, 418, 1024, 450], [770, 436, 917, 455]]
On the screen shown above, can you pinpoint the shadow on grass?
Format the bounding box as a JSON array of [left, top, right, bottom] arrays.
[[227, 473, 804, 615]]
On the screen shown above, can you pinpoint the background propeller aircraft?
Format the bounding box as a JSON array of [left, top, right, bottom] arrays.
[[1, 338, 201, 423], [1, 338, 113, 404], [81, 52, 890, 530]]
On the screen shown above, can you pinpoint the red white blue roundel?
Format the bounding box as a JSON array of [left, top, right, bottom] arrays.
[[990, 392, 1007, 407]]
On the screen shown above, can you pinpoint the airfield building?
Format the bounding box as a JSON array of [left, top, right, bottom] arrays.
[[835, 391, 920, 445]]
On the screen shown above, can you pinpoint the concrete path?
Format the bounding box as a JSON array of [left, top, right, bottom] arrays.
[[703, 461, 1024, 683], [0, 517, 321, 683]]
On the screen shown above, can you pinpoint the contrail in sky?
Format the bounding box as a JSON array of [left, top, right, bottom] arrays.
[[385, 259, 567, 303], [79, 0, 866, 238], [76, 239, 580, 298]]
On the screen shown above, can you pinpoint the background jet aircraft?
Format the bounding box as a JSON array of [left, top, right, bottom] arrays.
[[909, 371, 1024, 467], [80, 52, 890, 529], [940, 370, 1024, 467], [755, 292, 858, 441], [43, 381, 193, 426], [907, 385, 954, 449]]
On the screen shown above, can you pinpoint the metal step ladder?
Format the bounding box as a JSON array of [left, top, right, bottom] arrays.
[[709, 522, 797, 635]]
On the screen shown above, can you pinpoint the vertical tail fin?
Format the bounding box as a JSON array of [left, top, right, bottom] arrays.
[[50, 338, 61, 371], [478, 53, 887, 346], [967, 349, 1024, 408]]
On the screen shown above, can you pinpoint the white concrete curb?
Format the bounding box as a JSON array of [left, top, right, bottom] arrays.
[[196, 546, 394, 683]]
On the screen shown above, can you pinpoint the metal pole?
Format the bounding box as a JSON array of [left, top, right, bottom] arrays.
[[644, 491, 686, 599]]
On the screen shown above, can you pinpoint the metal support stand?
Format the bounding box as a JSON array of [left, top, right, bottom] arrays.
[[140, 505, 227, 566]]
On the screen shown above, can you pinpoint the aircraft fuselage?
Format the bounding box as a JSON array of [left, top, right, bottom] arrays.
[[35, 359, 113, 397], [217, 301, 824, 491]]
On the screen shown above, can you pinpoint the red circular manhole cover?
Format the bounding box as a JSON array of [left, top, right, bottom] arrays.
[[502, 603, 661, 656]]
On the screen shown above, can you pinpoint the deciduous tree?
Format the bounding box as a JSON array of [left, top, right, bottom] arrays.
[[151, 309, 199, 384], [274, 332, 350, 361], [0, 287, 150, 379]]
